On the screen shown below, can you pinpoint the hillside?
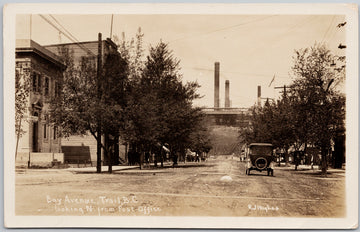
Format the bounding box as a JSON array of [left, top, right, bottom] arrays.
[[208, 126, 242, 156]]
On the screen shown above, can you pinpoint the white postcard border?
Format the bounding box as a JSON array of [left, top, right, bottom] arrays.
[[3, 3, 359, 229]]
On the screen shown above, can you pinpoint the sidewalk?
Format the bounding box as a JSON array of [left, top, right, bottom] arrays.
[[274, 164, 345, 176], [67, 165, 139, 173], [67, 161, 208, 173]]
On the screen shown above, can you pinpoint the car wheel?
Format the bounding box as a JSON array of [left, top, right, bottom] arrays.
[[255, 157, 268, 170]]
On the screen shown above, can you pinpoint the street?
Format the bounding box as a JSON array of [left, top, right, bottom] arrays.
[[15, 155, 345, 217]]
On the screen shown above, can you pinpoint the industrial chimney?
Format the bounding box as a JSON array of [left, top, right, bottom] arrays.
[[225, 80, 230, 108], [214, 62, 220, 108], [257, 85, 261, 107]]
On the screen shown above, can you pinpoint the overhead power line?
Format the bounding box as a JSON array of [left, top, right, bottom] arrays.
[[182, 66, 289, 79], [200, 15, 277, 35], [241, 16, 319, 62], [326, 17, 342, 45], [170, 15, 277, 43], [48, 15, 83, 45], [321, 15, 336, 43], [39, 14, 96, 56]]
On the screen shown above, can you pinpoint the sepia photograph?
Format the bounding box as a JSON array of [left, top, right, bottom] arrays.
[[4, 3, 358, 229]]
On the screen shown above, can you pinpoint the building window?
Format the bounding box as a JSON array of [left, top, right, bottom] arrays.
[[38, 74, 42, 92], [45, 77, 49, 96], [32, 72, 37, 92], [32, 72, 42, 93], [54, 81, 60, 97], [43, 115, 49, 140], [53, 80, 57, 97], [43, 124, 47, 139], [53, 126, 57, 140]]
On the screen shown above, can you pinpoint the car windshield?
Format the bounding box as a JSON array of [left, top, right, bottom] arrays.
[[250, 146, 272, 155]]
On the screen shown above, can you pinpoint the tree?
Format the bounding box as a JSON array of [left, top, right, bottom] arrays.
[[239, 44, 345, 173], [50, 44, 129, 173], [239, 101, 276, 145], [189, 119, 212, 158], [116, 27, 144, 81], [15, 63, 31, 157], [271, 97, 295, 166], [239, 98, 294, 166], [100, 52, 129, 173], [120, 41, 203, 168], [289, 43, 345, 175], [144, 42, 202, 165]]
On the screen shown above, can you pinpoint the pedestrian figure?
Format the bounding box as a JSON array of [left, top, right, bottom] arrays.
[[195, 153, 200, 162], [311, 154, 314, 170], [145, 151, 150, 169], [294, 151, 300, 171], [172, 152, 179, 168]]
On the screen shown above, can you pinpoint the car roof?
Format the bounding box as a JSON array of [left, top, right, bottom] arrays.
[[249, 143, 273, 147]]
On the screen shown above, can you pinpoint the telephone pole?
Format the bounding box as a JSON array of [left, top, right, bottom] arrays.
[[274, 85, 287, 94], [274, 85, 291, 101], [96, 33, 102, 173]]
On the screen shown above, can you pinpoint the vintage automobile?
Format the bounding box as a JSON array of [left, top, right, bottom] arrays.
[[245, 143, 274, 176]]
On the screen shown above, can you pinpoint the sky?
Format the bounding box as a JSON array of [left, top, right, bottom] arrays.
[[16, 14, 346, 108]]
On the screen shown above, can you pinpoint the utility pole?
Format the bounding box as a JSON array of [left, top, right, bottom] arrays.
[[30, 14, 32, 40], [274, 85, 287, 95], [274, 85, 291, 102], [261, 97, 274, 103], [274, 85, 291, 167], [257, 85, 261, 107], [96, 33, 102, 173], [110, 14, 114, 39]]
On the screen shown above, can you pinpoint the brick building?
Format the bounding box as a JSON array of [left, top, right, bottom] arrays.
[[16, 39, 66, 166], [44, 38, 125, 166], [44, 38, 118, 69]]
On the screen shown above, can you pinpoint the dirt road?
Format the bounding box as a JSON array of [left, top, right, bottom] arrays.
[[15, 156, 345, 217]]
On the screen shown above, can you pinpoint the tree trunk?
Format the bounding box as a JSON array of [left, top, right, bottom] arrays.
[[160, 143, 164, 168], [321, 146, 328, 176], [285, 149, 290, 167], [15, 117, 22, 159], [104, 134, 112, 174], [278, 153, 281, 167], [125, 143, 128, 165], [96, 33, 102, 174], [114, 136, 119, 165], [172, 151, 178, 167], [96, 134, 102, 173], [139, 151, 144, 170], [108, 150, 112, 174], [108, 162, 112, 173], [334, 135, 345, 169], [294, 152, 299, 171], [154, 154, 158, 167]]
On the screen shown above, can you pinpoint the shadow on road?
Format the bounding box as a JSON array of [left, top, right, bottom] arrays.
[[280, 169, 344, 178], [72, 163, 216, 174], [246, 173, 275, 177]]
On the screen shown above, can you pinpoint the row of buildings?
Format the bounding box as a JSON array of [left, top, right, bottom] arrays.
[[15, 37, 121, 167]]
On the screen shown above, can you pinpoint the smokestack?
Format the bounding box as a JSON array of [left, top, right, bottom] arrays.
[[214, 62, 220, 108], [225, 80, 230, 108], [257, 85, 261, 107]]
